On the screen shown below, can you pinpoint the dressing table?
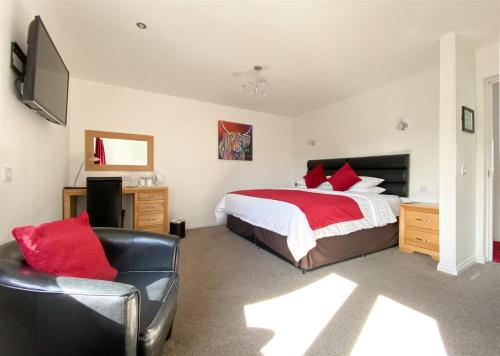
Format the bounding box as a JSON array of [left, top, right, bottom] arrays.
[[63, 129, 169, 233], [63, 186, 169, 233]]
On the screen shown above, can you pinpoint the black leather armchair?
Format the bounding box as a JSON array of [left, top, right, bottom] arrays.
[[0, 228, 179, 356]]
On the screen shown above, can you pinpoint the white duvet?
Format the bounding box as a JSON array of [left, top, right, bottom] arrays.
[[215, 188, 398, 262]]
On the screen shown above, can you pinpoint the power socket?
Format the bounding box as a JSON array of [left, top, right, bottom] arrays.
[[2, 166, 12, 183]]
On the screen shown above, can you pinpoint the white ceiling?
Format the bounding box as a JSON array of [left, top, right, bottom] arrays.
[[16, 1, 499, 116]]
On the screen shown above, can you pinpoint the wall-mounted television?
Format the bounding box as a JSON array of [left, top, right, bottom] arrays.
[[22, 16, 69, 126]]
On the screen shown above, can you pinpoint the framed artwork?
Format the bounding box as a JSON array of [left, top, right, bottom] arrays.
[[462, 106, 474, 133], [218, 120, 253, 161]]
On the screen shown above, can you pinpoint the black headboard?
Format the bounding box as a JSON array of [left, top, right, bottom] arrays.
[[307, 154, 410, 197]]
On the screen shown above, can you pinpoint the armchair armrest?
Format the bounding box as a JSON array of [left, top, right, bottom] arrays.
[[94, 228, 179, 273], [0, 256, 139, 356]]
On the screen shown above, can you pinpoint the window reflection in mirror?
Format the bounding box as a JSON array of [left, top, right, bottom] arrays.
[[93, 137, 148, 166]]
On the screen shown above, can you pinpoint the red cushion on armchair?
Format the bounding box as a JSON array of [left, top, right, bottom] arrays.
[[11, 211, 117, 281]]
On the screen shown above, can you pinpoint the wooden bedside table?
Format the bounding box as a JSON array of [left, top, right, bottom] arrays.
[[399, 203, 439, 261]]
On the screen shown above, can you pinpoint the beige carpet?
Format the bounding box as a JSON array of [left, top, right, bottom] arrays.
[[162, 225, 500, 356]]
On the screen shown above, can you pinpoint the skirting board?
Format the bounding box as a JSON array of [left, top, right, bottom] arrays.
[[437, 255, 476, 276], [186, 219, 221, 230], [475, 254, 486, 264]]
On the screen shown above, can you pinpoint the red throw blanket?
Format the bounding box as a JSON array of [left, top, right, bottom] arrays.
[[230, 189, 363, 230]]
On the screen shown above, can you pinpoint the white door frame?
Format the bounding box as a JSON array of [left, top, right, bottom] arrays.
[[482, 75, 499, 263]]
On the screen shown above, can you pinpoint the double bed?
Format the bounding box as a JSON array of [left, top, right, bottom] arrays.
[[215, 154, 410, 272]]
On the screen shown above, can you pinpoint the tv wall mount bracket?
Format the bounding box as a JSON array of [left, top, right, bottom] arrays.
[[11, 42, 27, 78]]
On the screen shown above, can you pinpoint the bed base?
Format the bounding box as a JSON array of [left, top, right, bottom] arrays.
[[226, 214, 399, 272]]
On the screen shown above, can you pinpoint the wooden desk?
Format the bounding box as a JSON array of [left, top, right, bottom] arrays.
[[63, 186, 169, 234]]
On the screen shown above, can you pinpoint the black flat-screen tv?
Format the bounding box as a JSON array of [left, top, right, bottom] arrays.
[[23, 16, 69, 126]]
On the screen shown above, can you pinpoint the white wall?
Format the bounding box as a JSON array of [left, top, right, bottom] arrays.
[[455, 35, 476, 266], [0, 1, 69, 244], [292, 68, 439, 202], [438, 33, 458, 273], [438, 33, 476, 275], [68, 78, 293, 229]]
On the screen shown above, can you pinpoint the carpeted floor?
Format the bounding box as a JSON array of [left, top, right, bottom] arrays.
[[162, 225, 500, 356]]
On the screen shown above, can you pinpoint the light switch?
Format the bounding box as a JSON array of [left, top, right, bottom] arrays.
[[2, 166, 12, 183], [460, 165, 467, 176]]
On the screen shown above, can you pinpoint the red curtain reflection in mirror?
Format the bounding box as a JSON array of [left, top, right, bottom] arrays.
[[94, 137, 106, 165]]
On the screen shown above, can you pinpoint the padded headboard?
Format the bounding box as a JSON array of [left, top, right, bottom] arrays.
[[307, 154, 410, 197]]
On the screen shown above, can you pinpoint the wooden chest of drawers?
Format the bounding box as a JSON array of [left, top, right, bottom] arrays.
[[399, 203, 439, 261], [134, 187, 169, 234]]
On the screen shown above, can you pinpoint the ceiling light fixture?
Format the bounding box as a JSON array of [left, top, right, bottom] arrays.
[[240, 65, 268, 98], [397, 118, 409, 131], [136, 22, 147, 30]]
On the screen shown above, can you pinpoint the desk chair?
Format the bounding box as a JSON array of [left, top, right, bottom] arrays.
[[86, 177, 124, 228]]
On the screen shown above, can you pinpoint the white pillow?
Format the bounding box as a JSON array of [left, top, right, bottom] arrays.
[[349, 176, 384, 190], [349, 186, 386, 194], [295, 176, 383, 190], [315, 182, 334, 190], [294, 179, 333, 190]]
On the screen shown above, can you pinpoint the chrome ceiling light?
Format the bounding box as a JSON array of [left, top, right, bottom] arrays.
[[136, 22, 147, 30], [240, 65, 268, 97]]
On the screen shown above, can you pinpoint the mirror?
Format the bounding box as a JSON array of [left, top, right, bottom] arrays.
[[85, 130, 154, 171]]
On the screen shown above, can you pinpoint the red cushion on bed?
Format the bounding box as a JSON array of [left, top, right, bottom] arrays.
[[303, 164, 327, 188], [11, 211, 117, 281], [327, 163, 361, 191]]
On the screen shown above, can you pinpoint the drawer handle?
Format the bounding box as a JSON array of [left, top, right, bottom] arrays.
[[415, 237, 431, 243], [416, 218, 431, 223]]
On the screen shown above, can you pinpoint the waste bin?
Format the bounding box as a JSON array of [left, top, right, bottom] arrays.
[[170, 219, 185, 238]]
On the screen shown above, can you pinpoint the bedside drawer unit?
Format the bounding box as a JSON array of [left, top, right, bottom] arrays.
[[405, 210, 438, 231], [399, 203, 439, 261], [405, 228, 439, 252]]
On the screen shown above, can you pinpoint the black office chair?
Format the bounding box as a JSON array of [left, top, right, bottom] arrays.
[[86, 177, 124, 228]]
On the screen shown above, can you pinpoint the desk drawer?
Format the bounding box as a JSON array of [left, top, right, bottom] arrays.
[[405, 228, 439, 252], [137, 213, 164, 227], [138, 192, 164, 201], [405, 210, 438, 231], [137, 201, 164, 213], [138, 225, 165, 234]]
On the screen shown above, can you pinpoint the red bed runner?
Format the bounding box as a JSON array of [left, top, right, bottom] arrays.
[[230, 189, 363, 230]]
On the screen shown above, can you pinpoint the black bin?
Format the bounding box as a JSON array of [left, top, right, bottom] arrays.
[[170, 219, 185, 238]]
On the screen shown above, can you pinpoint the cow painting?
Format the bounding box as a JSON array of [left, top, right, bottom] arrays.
[[218, 120, 253, 161]]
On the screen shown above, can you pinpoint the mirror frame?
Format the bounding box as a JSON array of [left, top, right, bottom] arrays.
[[85, 130, 154, 171]]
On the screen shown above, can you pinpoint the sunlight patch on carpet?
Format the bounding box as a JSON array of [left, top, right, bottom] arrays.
[[351, 295, 447, 356], [244, 273, 357, 356]]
